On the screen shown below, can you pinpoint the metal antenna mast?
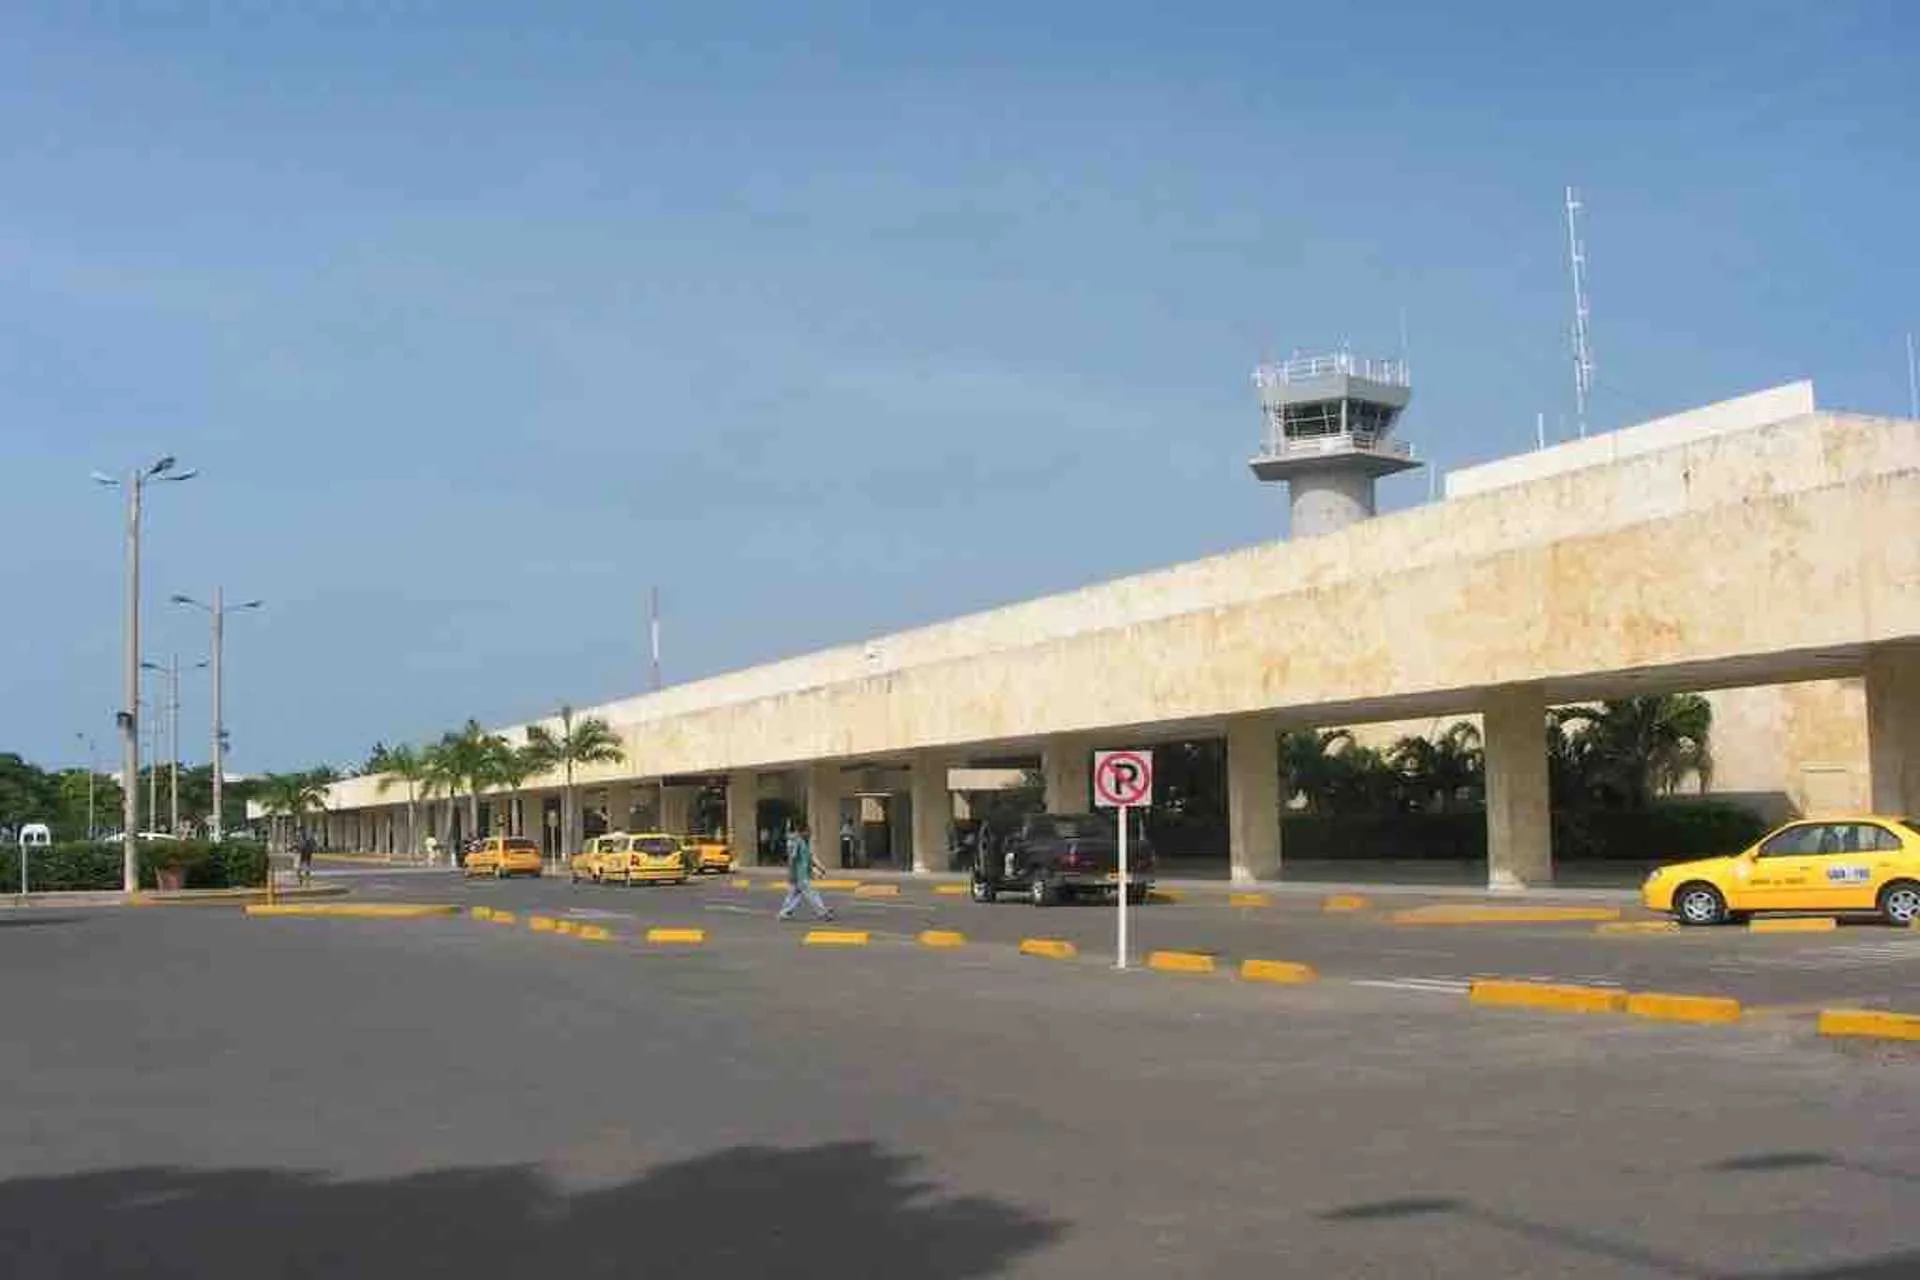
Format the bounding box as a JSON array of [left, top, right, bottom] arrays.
[[649, 586, 662, 692], [1565, 185, 1595, 437]]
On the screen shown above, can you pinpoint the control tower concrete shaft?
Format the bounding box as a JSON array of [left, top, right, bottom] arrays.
[[1249, 352, 1423, 538]]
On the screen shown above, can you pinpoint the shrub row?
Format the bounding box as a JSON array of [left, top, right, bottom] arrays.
[[1269, 802, 1768, 863], [0, 839, 269, 893]]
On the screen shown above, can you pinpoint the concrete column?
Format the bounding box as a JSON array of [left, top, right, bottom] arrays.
[[1867, 646, 1920, 816], [805, 763, 842, 865], [726, 772, 757, 867], [605, 785, 634, 833], [910, 752, 953, 874], [1484, 685, 1552, 891], [659, 784, 693, 835], [1226, 717, 1282, 883], [1043, 735, 1093, 813]]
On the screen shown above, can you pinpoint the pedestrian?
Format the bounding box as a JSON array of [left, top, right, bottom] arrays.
[[777, 821, 834, 922], [296, 830, 316, 886], [840, 815, 856, 867]]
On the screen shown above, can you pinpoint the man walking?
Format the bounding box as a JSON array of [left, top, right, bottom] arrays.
[[776, 821, 834, 922]]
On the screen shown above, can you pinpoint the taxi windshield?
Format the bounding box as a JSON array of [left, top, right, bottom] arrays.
[[505, 838, 538, 852]]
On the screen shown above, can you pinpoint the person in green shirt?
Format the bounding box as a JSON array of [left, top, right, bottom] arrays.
[[776, 822, 834, 922]]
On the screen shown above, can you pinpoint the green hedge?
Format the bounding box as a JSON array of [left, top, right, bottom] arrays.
[[0, 839, 268, 893], [1274, 802, 1768, 863]]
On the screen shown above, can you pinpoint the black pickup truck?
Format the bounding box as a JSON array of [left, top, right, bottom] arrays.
[[970, 812, 1155, 906]]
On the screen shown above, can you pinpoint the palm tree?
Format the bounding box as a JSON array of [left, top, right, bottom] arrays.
[[373, 744, 430, 861], [525, 706, 627, 863], [485, 740, 547, 840], [423, 721, 510, 849], [1552, 694, 1714, 808], [1389, 720, 1484, 813], [1279, 728, 1355, 813], [256, 769, 333, 854]]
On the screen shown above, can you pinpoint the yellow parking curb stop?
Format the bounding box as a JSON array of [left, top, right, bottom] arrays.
[[1322, 894, 1369, 913], [813, 879, 858, 891], [1749, 916, 1838, 933], [1469, 980, 1627, 1015], [488, 911, 517, 925], [934, 884, 968, 896], [854, 884, 901, 898], [470, 906, 494, 920], [1019, 938, 1076, 960], [1817, 1009, 1920, 1042], [1596, 920, 1679, 935], [1147, 950, 1216, 975], [919, 930, 967, 948], [1239, 958, 1318, 985], [1147, 889, 1183, 904], [1625, 991, 1742, 1024], [803, 929, 870, 947], [554, 920, 579, 935], [1228, 893, 1270, 908], [647, 928, 706, 945], [528, 915, 558, 933]]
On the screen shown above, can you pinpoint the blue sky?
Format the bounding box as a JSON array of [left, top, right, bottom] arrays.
[[3, 1, 1915, 773]]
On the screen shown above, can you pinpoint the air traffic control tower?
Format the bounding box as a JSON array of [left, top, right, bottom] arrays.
[[1249, 352, 1422, 538]]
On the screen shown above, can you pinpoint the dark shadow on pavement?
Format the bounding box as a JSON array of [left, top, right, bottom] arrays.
[[1318, 1193, 1920, 1279], [0, 1141, 1064, 1278], [0, 915, 83, 930]]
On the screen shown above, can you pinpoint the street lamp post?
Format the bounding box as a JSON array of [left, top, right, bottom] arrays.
[[74, 732, 97, 841], [94, 457, 197, 893], [143, 655, 208, 835], [172, 590, 262, 844]]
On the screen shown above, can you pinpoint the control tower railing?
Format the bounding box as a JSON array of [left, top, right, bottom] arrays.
[[1253, 352, 1410, 391], [1253, 430, 1415, 463]]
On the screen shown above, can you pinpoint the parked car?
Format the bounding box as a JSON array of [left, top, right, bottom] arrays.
[[463, 836, 544, 879], [684, 834, 734, 875], [970, 811, 1154, 907], [596, 833, 691, 886], [1643, 814, 1920, 926], [569, 833, 626, 884]]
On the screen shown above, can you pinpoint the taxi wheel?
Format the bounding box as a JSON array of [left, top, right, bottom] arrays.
[[1674, 882, 1727, 927], [493, 865, 505, 880], [1878, 881, 1920, 927]]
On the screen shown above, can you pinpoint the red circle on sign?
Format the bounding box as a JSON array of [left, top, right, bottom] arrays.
[[1095, 751, 1152, 807]]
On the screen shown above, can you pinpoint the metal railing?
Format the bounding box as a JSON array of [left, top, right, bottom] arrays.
[[1254, 431, 1415, 460], [1252, 352, 1409, 388]]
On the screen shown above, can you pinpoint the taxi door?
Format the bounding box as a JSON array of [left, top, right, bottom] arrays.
[[1743, 823, 1828, 910], [1805, 822, 1902, 911]]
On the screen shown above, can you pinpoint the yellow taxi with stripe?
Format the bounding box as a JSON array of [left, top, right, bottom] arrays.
[[569, 833, 626, 884], [1643, 814, 1920, 926], [597, 832, 690, 886], [464, 835, 544, 879]]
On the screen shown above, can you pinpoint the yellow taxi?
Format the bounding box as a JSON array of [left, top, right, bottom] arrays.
[[1643, 814, 1920, 926], [596, 832, 690, 886], [684, 833, 734, 875], [464, 835, 544, 879], [569, 833, 626, 884]]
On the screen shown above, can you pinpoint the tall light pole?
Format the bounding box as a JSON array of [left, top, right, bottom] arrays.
[[143, 655, 208, 834], [74, 732, 97, 841], [172, 590, 262, 843], [94, 456, 197, 892]]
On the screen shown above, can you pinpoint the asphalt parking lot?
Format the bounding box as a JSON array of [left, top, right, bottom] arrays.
[[345, 862, 1920, 1014], [2, 871, 1917, 1278]]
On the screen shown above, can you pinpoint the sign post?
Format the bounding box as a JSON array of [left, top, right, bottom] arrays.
[[1093, 749, 1153, 970]]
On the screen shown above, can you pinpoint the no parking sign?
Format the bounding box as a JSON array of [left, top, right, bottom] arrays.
[[1093, 750, 1153, 808], [1092, 749, 1152, 971]]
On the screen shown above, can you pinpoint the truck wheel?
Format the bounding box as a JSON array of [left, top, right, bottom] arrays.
[[1030, 877, 1057, 907], [1125, 885, 1148, 905], [970, 877, 997, 904]]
